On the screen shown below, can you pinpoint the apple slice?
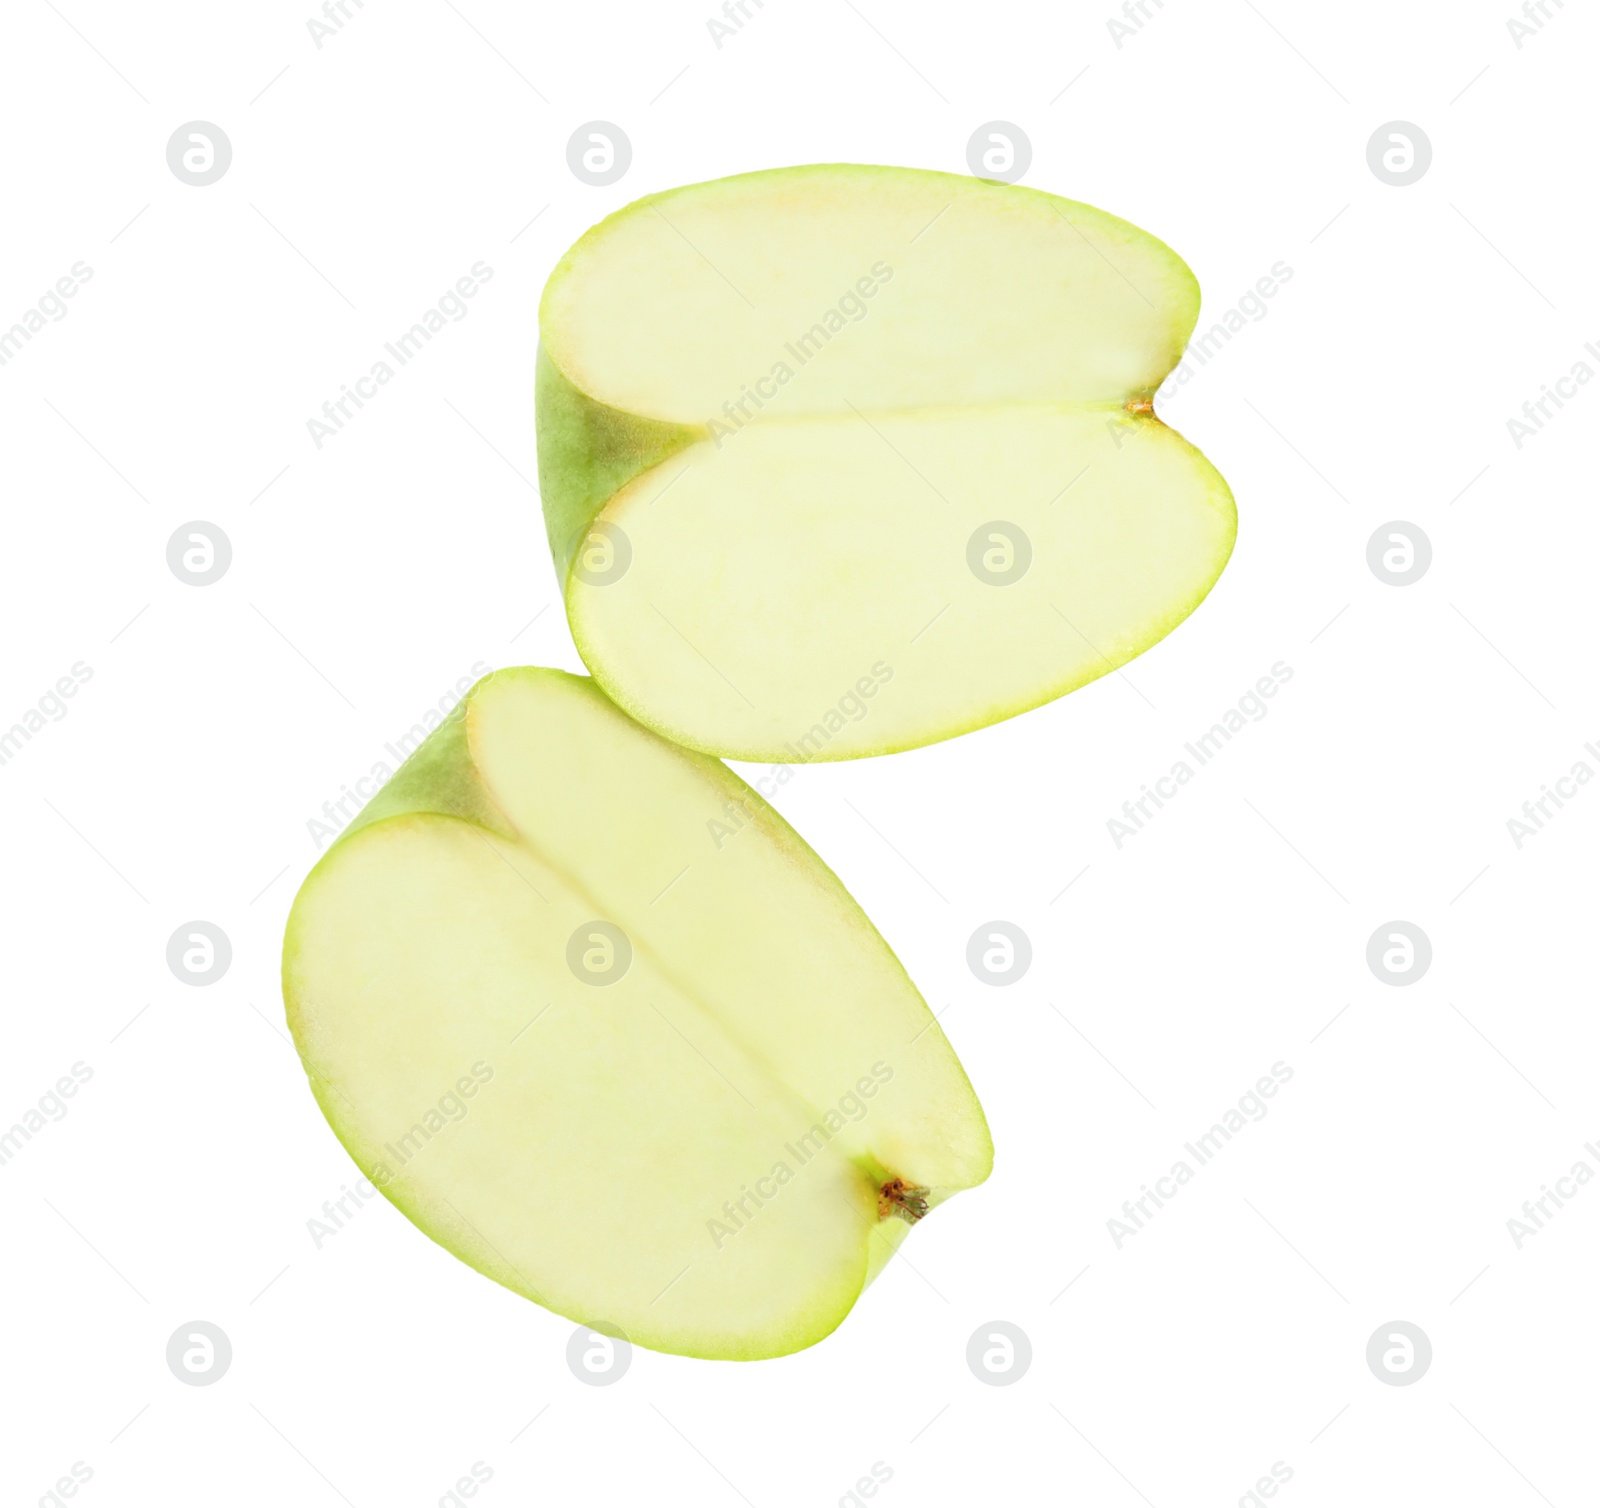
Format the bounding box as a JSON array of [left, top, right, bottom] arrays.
[[537, 163, 1236, 761], [283, 668, 991, 1360]]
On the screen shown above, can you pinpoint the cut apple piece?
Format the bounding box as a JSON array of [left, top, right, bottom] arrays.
[[282, 668, 991, 1360], [537, 163, 1236, 761]]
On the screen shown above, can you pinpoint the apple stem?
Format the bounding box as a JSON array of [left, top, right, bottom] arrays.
[[878, 1178, 930, 1225]]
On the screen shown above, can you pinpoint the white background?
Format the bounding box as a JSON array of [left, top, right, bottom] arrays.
[[2, 1, 1597, 1504]]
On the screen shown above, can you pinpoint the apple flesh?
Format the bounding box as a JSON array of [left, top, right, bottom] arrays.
[[537, 163, 1236, 761], [283, 668, 991, 1360]]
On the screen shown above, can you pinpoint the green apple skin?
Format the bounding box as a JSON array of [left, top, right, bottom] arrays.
[[536, 163, 1236, 763], [536, 345, 701, 584], [283, 668, 992, 1360]]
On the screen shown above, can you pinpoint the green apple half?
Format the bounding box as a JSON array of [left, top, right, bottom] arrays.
[[283, 668, 991, 1359], [537, 163, 1236, 762]]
